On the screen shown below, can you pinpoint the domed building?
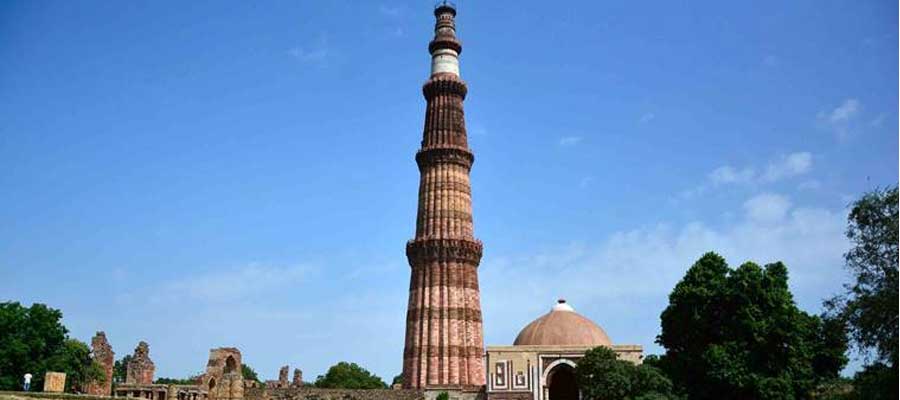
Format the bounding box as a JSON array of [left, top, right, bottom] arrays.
[[484, 300, 642, 400]]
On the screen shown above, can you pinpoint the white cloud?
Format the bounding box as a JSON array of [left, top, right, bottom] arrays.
[[676, 152, 814, 202], [827, 99, 860, 123], [639, 113, 655, 123], [709, 165, 756, 185], [798, 180, 822, 191], [481, 194, 848, 355], [818, 99, 862, 138], [155, 263, 313, 304], [559, 136, 583, 146], [761, 152, 812, 182], [743, 193, 792, 223]]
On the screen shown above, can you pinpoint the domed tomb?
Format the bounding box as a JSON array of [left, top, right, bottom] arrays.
[[513, 299, 612, 346]]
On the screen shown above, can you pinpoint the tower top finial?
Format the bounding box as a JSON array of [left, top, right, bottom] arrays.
[[434, 1, 456, 16]]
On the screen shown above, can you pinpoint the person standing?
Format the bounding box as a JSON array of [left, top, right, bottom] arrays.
[[23, 373, 32, 391]]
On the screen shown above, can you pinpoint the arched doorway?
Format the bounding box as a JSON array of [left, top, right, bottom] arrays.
[[547, 364, 578, 400], [224, 356, 237, 374]]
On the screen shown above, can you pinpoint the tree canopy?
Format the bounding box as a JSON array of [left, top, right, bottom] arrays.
[[824, 186, 899, 399], [576, 347, 677, 400], [0, 302, 104, 392], [827, 186, 898, 365], [113, 354, 132, 384], [313, 362, 387, 389], [656, 253, 847, 400], [241, 364, 260, 382]]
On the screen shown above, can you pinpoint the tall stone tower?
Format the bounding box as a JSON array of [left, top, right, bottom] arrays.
[[403, 2, 485, 392]]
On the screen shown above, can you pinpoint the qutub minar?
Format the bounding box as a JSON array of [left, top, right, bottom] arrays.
[[402, 1, 486, 392]]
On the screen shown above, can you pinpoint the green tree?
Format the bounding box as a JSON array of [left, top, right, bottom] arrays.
[[576, 346, 677, 400], [313, 362, 387, 389], [391, 374, 402, 387], [155, 377, 200, 385], [0, 302, 69, 390], [241, 364, 260, 382], [826, 187, 897, 365], [44, 339, 106, 393], [847, 362, 896, 400], [657, 253, 848, 400], [113, 354, 132, 384]]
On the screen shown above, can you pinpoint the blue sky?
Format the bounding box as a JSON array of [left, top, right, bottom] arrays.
[[1, 0, 896, 382]]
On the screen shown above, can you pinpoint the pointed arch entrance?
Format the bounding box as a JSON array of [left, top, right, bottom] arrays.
[[546, 364, 578, 400]]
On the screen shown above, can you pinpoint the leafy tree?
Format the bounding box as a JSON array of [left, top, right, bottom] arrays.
[[657, 253, 848, 400], [575, 346, 677, 400], [391, 374, 402, 387], [113, 354, 132, 384], [44, 339, 106, 393], [0, 302, 69, 390], [826, 187, 898, 366], [313, 362, 387, 389], [436, 392, 450, 400], [241, 364, 260, 382], [847, 362, 896, 400], [155, 377, 200, 385]]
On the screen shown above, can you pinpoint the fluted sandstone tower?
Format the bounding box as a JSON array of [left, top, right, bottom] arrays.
[[403, 2, 485, 391]]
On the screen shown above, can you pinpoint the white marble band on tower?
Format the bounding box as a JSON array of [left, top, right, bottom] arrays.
[[431, 48, 460, 76]]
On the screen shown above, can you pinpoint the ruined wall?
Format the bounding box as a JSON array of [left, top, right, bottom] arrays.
[[85, 332, 115, 396], [202, 348, 244, 400], [126, 342, 155, 385], [246, 388, 424, 400]]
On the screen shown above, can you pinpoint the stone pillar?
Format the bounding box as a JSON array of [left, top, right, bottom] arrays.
[[86, 331, 115, 396], [291, 369, 302, 387], [402, 1, 485, 390], [277, 366, 288, 388]]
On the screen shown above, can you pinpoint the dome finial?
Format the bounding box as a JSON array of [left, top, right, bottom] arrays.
[[553, 298, 574, 312]]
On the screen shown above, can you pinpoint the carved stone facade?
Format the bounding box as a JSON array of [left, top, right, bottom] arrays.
[[402, 3, 485, 393], [484, 345, 642, 400], [202, 347, 244, 400], [126, 342, 156, 385], [86, 331, 115, 396]]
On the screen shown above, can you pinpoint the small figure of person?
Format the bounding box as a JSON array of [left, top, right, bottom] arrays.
[[23, 373, 32, 391]]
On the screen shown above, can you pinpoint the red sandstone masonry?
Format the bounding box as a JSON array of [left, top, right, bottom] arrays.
[[402, 4, 485, 390]]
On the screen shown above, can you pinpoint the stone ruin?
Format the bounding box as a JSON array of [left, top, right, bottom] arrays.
[[291, 369, 302, 388], [85, 331, 115, 396], [43, 372, 66, 393], [126, 341, 156, 385], [201, 347, 244, 400], [115, 342, 218, 400], [265, 366, 290, 389]]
